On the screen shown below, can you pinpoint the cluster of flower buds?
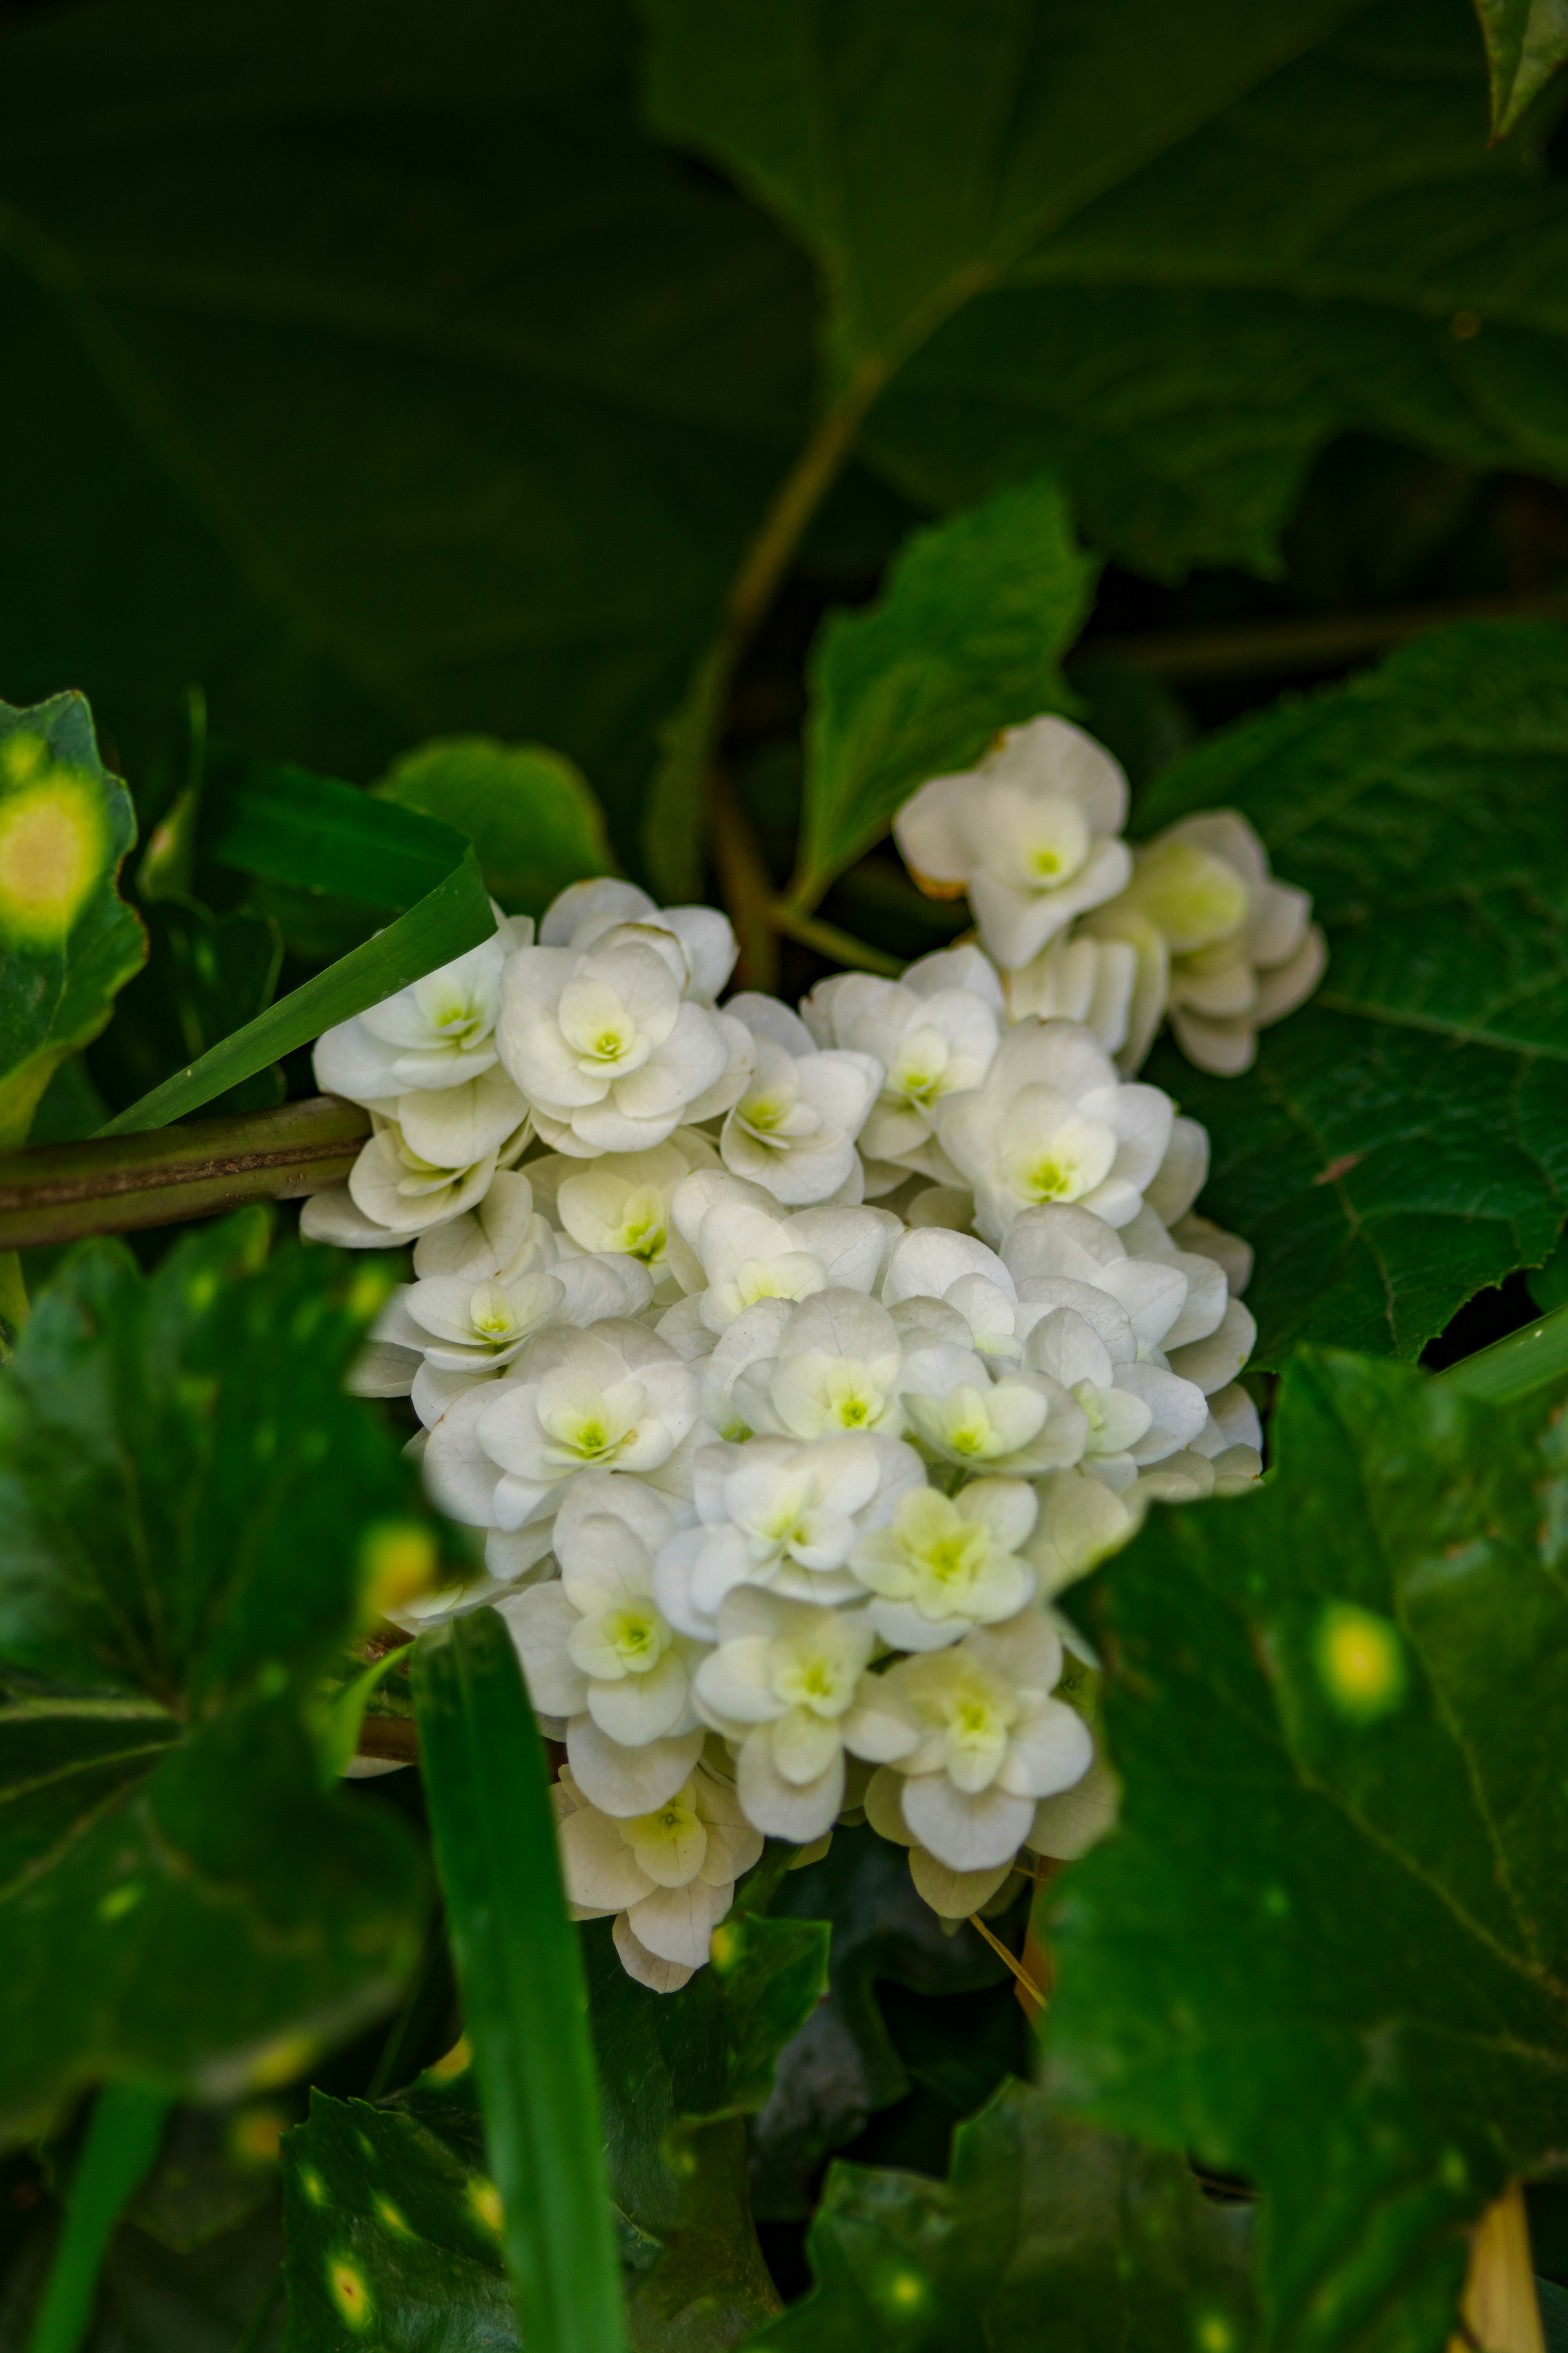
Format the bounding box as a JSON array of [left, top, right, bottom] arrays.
[[305, 718, 1321, 1990]]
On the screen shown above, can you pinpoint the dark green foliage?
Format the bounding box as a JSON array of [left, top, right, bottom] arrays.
[[0, 1216, 432, 2134], [372, 740, 615, 919], [1049, 1350, 1568, 2353], [1137, 620, 1568, 1361], [748, 2080, 1256, 2351]]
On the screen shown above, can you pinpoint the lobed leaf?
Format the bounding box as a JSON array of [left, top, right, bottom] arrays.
[[1048, 1349, 1568, 2353], [0, 1215, 432, 2134], [791, 476, 1096, 907], [746, 2079, 1256, 2352], [0, 693, 145, 1151]]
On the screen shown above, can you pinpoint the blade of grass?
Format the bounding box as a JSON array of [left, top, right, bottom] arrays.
[[1432, 1300, 1568, 1406], [27, 2083, 173, 2353], [413, 1611, 624, 2353]]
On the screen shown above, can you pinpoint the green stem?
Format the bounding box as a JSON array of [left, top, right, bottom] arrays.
[[0, 1249, 28, 1359], [641, 358, 889, 901], [28, 2083, 173, 2353], [1433, 1300, 1568, 1407], [1085, 586, 1568, 686], [768, 902, 902, 976], [0, 1095, 370, 1249]]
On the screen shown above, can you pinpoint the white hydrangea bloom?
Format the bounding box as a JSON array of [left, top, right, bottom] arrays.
[[1001, 930, 1139, 1059], [878, 1615, 1093, 1869], [1000, 1202, 1229, 1363], [312, 915, 533, 1104], [850, 1477, 1037, 1650], [693, 1589, 918, 1840], [654, 1432, 925, 1638], [799, 959, 999, 1187], [718, 996, 882, 1207], [1094, 809, 1326, 1075], [552, 1760, 762, 1992], [497, 940, 752, 1155], [1025, 1305, 1209, 1487], [302, 1065, 532, 1247], [664, 1173, 895, 1338], [933, 1019, 1174, 1246], [499, 1474, 707, 1816], [898, 1340, 1089, 1476], [526, 1132, 720, 1301], [729, 1290, 906, 1443], [894, 716, 1132, 969], [541, 878, 738, 1007], [422, 1320, 699, 1531]]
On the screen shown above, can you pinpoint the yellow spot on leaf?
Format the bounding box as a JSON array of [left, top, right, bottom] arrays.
[[248, 2031, 314, 2089], [708, 1923, 739, 1972], [228, 2106, 286, 2167], [328, 2257, 373, 2331], [360, 1521, 439, 1621], [98, 1882, 143, 1923], [1195, 2311, 1236, 2353], [469, 2176, 503, 2235], [0, 760, 109, 944], [299, 2166, 328, 2206], [1314, 1603, 1406, 1724], [881, 2268, 928, 2313], [347, 1265, 395, 1322], [374, 2194, 412, 2237], [427, 2036, 471, 2082]]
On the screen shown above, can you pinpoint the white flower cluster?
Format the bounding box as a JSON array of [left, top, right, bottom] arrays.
[[894, 715, 1325, 1076], [305, 766, 1279, 1995]]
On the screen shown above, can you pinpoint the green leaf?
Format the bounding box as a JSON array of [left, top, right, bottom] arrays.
[[97, 763, 494, 1137], [745, 2079, 1255, 2352], [0, 693, 145, 1151], [413, 1610, 624, 2353], [88, 901, 285, 1123], [791, 477, 1096, 907], [1135, 619, 1568, 1363], [0, 1215, 432, 2134], [1474, 0, 1568, 135], [1434, 1296, 1568, 1403], [646, 0, 1568, 581], [27, 2083, 174, 2353], [372, 738, 614, 919], [1048, 1349, 1568, 2353], [0, 0, 813, 846], [752, 1824, 1019, 2220]]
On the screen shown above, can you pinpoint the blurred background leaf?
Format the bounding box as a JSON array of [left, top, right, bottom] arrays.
[[372, 738, 614, 918]]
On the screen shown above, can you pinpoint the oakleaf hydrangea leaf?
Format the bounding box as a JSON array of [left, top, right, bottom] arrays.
[[1136, 619, 1568, 1362], [747, 2080, 1256, 2352], [1048, 1349, 1568, 2353], [0, 691, 145, 1149], [0, 1213, 434, 2133], [793, 476, 1096, 906]]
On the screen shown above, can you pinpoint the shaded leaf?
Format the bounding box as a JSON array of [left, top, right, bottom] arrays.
[[751, 1825, 1016, 2220], [647, 0, 1568, 580], [1474, 0, 1568, 135], [791, 477, 1096, 906], [0, 0, 814, 846], [0, 1216, 432, 2133], [1049, 1349, 1568, 2353], [88, 901, 284, 1123], [1138, 619, 1568, 1363], [746, 2079, 1255, 2351], [0, 2196, 285, 2353], [0, 693, 145, 1151], [372, 738, 613, 918]]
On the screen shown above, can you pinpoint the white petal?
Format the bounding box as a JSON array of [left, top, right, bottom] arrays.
[[900, 1775, 1033, 1871], [566, 1719, 704, 1817]]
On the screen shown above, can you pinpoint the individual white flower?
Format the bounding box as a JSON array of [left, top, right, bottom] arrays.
[[527, 1133, 720, 1301], [1025, 1468, 1142, 1595], [862, 1766, 1025, 1920], [1025, 1305, 1208, 1486], [410, 1168, 556, 1282], [898, 1341, 1088, 1476], [654, 1433, 925, 1637], [730, 1290, 906, 1443], [849, 1478, 1037, 1650], [717, 996, 882, 1207], [422, 1320, 699, 1531], [312, 915, 533, 1104], [799, 967, 998, 1187], [693, 1590, 918, 1841], [894, 716, 1132, 969], [552, 1761, 762, 1992], [933, 1019, 1174, 1247], [497, 941, 751, 1155], [1092, 809, 1326, 1075], [666, 1173, 896, 1338], [302, 1066, 532, 1247], [878, 1616, 1093, 1869], [499, 1474, 707, 1816], [880, 1224, 1059, 1368], [1000, 1202, 1229, 1361], [541, 878, 738, 1007], [1001, 930, 1139, 1060]]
